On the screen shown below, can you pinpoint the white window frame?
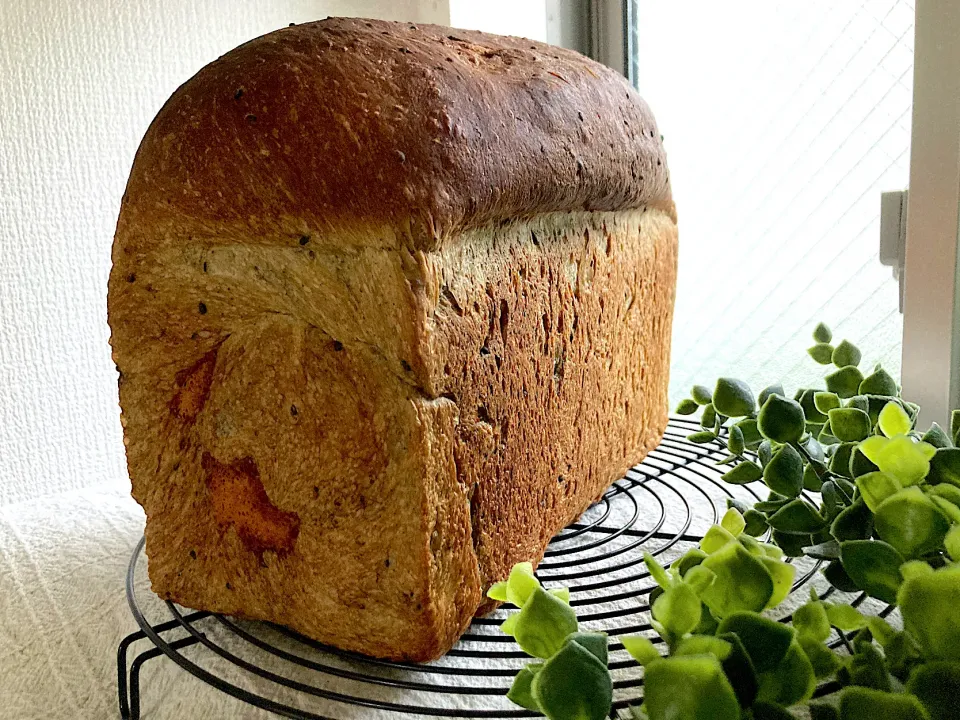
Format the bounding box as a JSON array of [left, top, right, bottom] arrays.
[[900, 0, 960, 429]]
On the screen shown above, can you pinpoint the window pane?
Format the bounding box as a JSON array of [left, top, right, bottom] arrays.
[[633, 1, 913, 402]]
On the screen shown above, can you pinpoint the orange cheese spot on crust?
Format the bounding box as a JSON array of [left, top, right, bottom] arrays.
[[202, 454, 300, 555], [171, 347, 218, 421]]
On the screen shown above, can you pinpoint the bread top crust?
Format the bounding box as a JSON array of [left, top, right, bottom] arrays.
[[118, 17, 672, 249]]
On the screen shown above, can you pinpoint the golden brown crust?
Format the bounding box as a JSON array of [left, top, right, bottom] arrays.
[[108, 18, 677, 661], [118, 17, 671, 249]]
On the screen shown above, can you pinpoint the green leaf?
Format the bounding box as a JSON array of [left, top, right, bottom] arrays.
[[798, 389, 829, 424], [513, 586, 579, 658], [758, 395, 806, 443], [799, 635, 842, 679], [726, 424, 745, 456], [721, 460, 763, 485], [879, 401, 912, 437], [809, 343, 835, 365], [643, 551, 673, 589], [803, 464, 824, 492], [735, 418, 763, 448], [830, 498, 874, 541], [487, 581, 508, 601], [758, 440, 774, 467], [713, 377, 756, 418], [621, 634, 661, 666], [691, 384, 713, 406], [839, 540, 905, 604], [927, 447, 960, 487], [652, 582, 702, 637], [676, 398, 698, 415], [802, 433, 827, 464], [548, 587, 571, 604], [825, 366, 865, 399], [898, 565, 960, 661], [838, 686, 930, 720], [721, 508, 746, 536], [829, 442, 856, 479], [859, 367, 898, 396], [701, 525, 739, 555], [803, 539, 842, 559], [832, 339, 862, 368], [743, 509, 769, 537], [684, 564, 717, 595], [847, 641, 893, 692], [506, 562, 540, 607], [931, 481, 960, 506], [814, 322, 833, 343], [701, 403, 717, 429], [874, 486, 951, 558], [687, 431, 718, 444], [772, 529, 812, 557], [674, 634, 732, 661], [568, 631, 608, 665], [922, 422, 953, 449], [825, 603, 866, 632], [507, 665, 542, 712], [717, 611, 795, 673], [501, 612, 520, 635], [906, 660, 960, 720], [946, 525, 960, 561], [953, 409, 960, 445], [815, 391, 842, 415], [673, 548, 708, 577], [829, 408, 872, 442], [643, 655, 740, 720], [757, 640, 816, 707], [763, 444, 804, 498], [849, 446, 880, 478], [531, 639, 612, 720], [823, 558, 860, 592], [845, 394, 870, 413], [760, 556, 796, 609], [758, 383, 785, 408], [855, 471, 902, 513], [793, 601, 831, 642], [859, 435, 935, 486], [716, 631, 759, 708], [700, 541, 775, 616], [767, 500, 826, 534]]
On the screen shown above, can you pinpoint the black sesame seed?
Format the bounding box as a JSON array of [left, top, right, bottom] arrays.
[[127, 273, 136, 283], [290, 405, 298, 417], [245, 114, 257, 123], [198, 302, 207, 314], [234, 88, 244, 100], [333, 340, 344, 351], [299, 235, 310, 245], [189, 549, 197, 559], [401, 359, 412, 372]]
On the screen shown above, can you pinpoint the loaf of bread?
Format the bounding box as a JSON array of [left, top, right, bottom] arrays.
[[108, 17, 677, 661]]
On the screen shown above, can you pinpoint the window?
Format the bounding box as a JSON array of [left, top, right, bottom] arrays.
[[629, 1, 914, 404]]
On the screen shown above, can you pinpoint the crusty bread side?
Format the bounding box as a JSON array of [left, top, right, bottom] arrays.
[[108, 18, 677, 661]]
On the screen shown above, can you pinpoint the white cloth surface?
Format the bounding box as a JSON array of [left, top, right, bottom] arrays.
[[0, 482, 281, 720]]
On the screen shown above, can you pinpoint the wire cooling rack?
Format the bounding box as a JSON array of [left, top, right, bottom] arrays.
[[117, 417, 888, 720]]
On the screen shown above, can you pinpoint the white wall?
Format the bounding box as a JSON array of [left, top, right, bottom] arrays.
[[0, 0, 547, 507]]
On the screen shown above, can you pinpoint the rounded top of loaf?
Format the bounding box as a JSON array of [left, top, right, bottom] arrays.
[[119, 17, 672, 247]]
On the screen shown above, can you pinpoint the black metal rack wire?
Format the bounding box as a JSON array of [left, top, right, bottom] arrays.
[[117, 417, 889, 719]]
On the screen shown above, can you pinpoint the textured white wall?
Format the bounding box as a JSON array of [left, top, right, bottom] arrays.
[[0, 0, 545, 507]]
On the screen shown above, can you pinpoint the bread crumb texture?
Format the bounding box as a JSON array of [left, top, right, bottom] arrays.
[[108, 18, 677, 661]]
